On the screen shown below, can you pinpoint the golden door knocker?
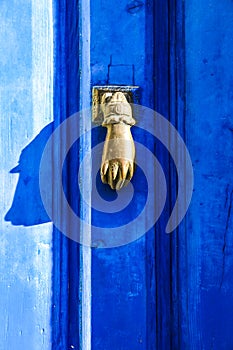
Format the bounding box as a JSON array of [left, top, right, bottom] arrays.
[[92, 86, 139, 190]]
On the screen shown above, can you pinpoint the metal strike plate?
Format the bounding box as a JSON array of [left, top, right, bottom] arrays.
[[92, 86, 140, 190]]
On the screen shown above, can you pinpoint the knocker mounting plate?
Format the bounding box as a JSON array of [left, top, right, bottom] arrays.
[[92, 85, 140, 124]]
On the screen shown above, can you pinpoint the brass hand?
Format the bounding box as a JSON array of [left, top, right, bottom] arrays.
[[101, 123, 135, 190], [100, 92, 136, 190]]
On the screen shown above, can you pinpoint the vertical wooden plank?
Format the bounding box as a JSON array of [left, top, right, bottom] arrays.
[[79, 0, 92, 349], [90, 1, 155, 349], [154, 1, 172, 348], [0, 0, 53, 349], [154, 1, 189, 348], [52, 1, 68, 346], [52, 1, 80, 349], [170, 1, 190, 348], [52, 1, 92, 349], [184, 0, 233, 348]]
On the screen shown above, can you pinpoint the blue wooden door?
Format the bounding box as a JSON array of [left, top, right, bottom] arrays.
[[2, 0, 233, 349], [52, 1, 158, 348], [51, 0, 188, 349], [50, 0, 233, 348]]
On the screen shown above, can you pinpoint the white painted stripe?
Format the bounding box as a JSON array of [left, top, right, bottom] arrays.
[[0, 0, 53, 347], [32, 0, 54, 134], [79, 0, 92, 349], [31, 1, 54, 349]]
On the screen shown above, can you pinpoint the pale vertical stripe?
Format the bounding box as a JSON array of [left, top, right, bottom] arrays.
[[0, 0, 53, 348], [32, 0, 54, 134], [31, 0, 53, 348], [79, 0, 92, 349]]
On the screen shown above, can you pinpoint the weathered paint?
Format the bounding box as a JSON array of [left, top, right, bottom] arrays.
[[0, 0, 53, 349], [184, 0, 233, 348], [90, 1, 155, 349], [79, 0, 92, 349], [2, 0, 233, 349], [155, 1, 233, 348]]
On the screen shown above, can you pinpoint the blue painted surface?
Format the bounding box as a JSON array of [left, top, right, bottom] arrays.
[[0, 0, 53, 349], [52, 1, 81, 349], [90, 1, 156, 349], [154, 1, 233, 349], [89, 0, 233, 348], [2, 0, 233, 349], [184, 1, 233, 348]]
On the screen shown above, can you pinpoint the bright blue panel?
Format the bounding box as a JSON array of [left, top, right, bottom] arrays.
[[184, 0, 233, 348], [90, 1, 155, 349]]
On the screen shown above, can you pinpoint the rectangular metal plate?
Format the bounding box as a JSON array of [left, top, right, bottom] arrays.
[[92, 85, 140, 124]]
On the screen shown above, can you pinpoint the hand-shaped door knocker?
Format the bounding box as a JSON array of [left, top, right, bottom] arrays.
[[92, 87, 138, 190]]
